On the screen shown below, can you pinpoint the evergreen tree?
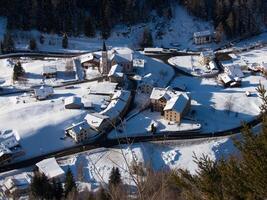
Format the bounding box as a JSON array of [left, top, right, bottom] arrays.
[[140, 28, 153, 48], [52, 178, 63, 200], [65, 167, 77, 197], [62, 33, 68, 49], [108, 167, 121, 187], [96, 186, 110, 200], [13, 61, 25, 81], [84, 16, 95, 37], [29, 38, 37, 50], [2, 32, 15, 53], [30, 172, 53, 199]]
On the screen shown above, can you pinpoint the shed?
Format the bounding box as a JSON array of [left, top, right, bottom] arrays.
[[64, 96, 83, 109]]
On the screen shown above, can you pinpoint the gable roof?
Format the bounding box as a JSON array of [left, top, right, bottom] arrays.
[[163, 93, 189, 113], [36, 157, 65, 179]]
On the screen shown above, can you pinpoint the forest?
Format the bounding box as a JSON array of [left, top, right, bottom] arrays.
[[0, 0, 265, 39]]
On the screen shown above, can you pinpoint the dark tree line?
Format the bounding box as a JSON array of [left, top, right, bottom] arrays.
[[180, 0, 265, 38], [0, 0, 173, 39]]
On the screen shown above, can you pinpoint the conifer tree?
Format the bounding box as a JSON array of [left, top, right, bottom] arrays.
[[13, 61, 25, 81], [108, 167, 121, 187], [29, 38, 37, 50], [65, 167, 77, 197], [2, 32, 15, 53], [62, 33, 68, 49]]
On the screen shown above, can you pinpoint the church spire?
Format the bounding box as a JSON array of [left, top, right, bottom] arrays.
[[102, 41, 107, 52]]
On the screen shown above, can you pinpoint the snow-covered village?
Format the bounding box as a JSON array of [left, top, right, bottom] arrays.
[[0, 1, 267, 199]]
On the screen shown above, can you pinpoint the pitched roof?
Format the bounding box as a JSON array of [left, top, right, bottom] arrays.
[[163, 93, 189, 113], [108, 64, 124, 78], [36, 157, 65, 179], [85, 113, 109, 128]]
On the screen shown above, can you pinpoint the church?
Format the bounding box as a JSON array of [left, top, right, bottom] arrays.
[[100, 42, 134, 75]]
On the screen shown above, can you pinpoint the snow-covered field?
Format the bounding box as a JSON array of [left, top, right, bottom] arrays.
[[171, 74, 263, 132], [108, 110, 201, 139], [0, 81, 117, 161], [0, 57, 75, 88], [168, 55, 219, 77]]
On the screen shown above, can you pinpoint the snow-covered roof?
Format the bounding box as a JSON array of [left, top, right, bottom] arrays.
[[108, 64, 124, 78], [209, 61, 217, 70], [66, 120, 91, 135], [3, 173, 32, 191], [0, 144, 12, 157], [0, 135, 19, 149], [36, 157, 65, 179], [34, 86, 54, 99], [163, 93, 190, 113], [225, 65, 244, 78], [113, 47, 133, 55], [133, 59, 145, 68], [64, 96, 82, 106], [200, 50, 214, 58], [113, 53, 133, 63], [100, 90, 131, 120], [150, 87, 176, 101], [89, 82, 118, 95], [79, 53, 94, 63], [111, 90, 131, 102], [144, 47, 164, 53], [220, 73, 233, 84], [194, 30, 213, 37], [43, 65, 57, 74], [85, 113, 109, 129]]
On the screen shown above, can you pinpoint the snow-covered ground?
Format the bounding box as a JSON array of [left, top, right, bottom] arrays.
[[168, 55, 219, 77], [171, 74, 263, 132], [108, 110, 201, 139], [0, 4, 214, 53], [0, 81, 117, 161], [0, 136, 238, 192], [0, 57, 76, 88]]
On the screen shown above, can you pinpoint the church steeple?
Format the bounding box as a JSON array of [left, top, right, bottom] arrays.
[[102, 41, 107, 52]]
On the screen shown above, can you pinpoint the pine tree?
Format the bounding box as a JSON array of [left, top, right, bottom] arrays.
[[108, 167, 121, 187], [62, 33, 68, 49], [52, 178, 63, 200], [29, 38, 37, 50], [65, 167, 77, 197], [96, 186, 110, 200], [84, 16, 95, 37], [2, 32, 15, 53], [140, 28, 153, 48], [13, 61, 25, 81]]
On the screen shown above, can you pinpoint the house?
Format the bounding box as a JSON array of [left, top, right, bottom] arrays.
[[34, 85, 54, 100], [138, 73, 156, 94], [193, 30, 213, 45], [150, 87, 191, 123], [0, 145, 12, 165], [42, 65, 57, 78], [36, 157, 65, 181], [100, 90, 132, 124], [100, 42, 133, 75], [65, 120, 97, 143], [208, 60, 218, 70], [1, 173, 32, 198], [64, 96, 83, 109], [163, 93, 191, 123], [224, 65, 244, 78], [108, 64, 125, 83], [200, 51, 215, 65], [79, 53, 94, 68], [219, 73, 241, 87], [144, 47, 164, 54], [85, 113, 110, 132]]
